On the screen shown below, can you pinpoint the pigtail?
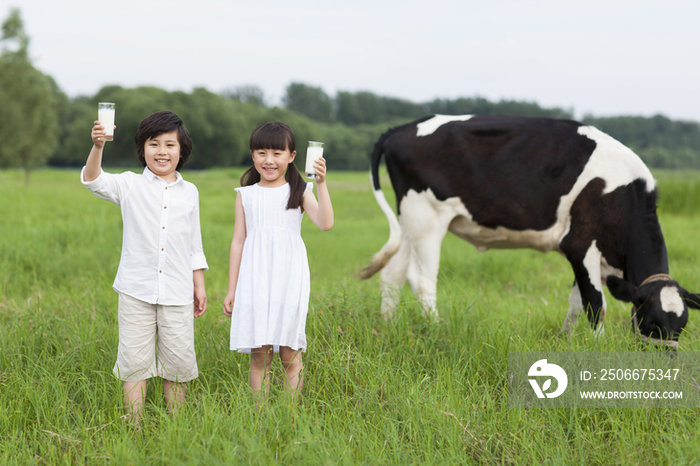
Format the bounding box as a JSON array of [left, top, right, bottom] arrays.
[[240, 166, 260, 186], [285, 162, 306, 210]]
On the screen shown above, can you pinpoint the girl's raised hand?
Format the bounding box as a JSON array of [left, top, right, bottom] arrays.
[[312, 157, 328, 183]]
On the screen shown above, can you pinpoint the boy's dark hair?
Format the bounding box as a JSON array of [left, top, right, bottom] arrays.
[[135, 111, 192, 171], [240, 122, 306, 210]]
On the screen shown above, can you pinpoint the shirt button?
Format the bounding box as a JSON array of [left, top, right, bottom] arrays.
[[159, 270, 162, 273], [162, 227, 165, 229], [164, 206, 167, 209]]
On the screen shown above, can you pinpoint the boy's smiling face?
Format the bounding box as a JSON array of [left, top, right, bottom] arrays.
[[144, 130, 181, 183]]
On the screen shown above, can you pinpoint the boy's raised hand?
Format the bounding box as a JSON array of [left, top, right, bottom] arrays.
[[91, 120, 115, 149]]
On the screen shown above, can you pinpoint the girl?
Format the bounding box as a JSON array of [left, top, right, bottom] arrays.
[[223, 122, 333, 398]]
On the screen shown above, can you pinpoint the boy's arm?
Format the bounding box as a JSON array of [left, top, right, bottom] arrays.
[[84, 121, 109, 182], [223, 194, 247, 317], [302, 157, 334, 231], [189, 187, 208, 318], [193, 269, 207, 317], [188, 188, 209, 272]]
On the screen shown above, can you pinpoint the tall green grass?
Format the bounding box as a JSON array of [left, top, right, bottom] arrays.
[[1, 168, 699, 465]]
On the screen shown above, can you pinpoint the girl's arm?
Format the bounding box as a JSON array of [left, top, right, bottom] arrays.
[[193, 269, 207, 317], [84, 121, 110, 181], [223, 194, 247, 317], [303, 157, 334, 231]]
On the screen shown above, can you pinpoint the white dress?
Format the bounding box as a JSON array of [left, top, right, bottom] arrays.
[[229, 182, 313, 353]]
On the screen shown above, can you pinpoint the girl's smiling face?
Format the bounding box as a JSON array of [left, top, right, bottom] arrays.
[[252, 146, 297, 187], [144, 130, 181, 183]]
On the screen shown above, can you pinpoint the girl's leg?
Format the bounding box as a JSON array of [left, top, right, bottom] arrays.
[[250, 346, 273, 395], [279, 346, 304, 397], [163, 380, 186, 416], [123, 380, 147, 422]]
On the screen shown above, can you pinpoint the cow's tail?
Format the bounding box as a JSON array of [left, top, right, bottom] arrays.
[[359, 131, 402, 279]]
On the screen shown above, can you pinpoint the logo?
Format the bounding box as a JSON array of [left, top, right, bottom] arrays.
[[528, 359, 568, 399]]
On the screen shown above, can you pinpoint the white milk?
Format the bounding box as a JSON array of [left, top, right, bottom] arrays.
[[305, 146, 324, 178], [98, 108, 115, 141]]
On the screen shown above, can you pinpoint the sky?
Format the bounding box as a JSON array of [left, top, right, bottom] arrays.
[[6, 0, 700, 122]]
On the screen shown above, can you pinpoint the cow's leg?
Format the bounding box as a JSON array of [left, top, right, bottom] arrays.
[[406, 240, 442, 318], [394, 191, 456, 318], [561, 280, 583, 334], [405, 219, 452, 319], [379, 236, 410, 319], [567, 241, 607, 330]]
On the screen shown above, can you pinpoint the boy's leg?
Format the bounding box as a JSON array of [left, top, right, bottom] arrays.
[[250, 346, 273, 395], [115, 294, 158, 422], [279, 346, 304, 397], [156, 302, 197, 416], [163, 380, 186, 416], [123, 380, 147, 422], [157, 302, 199, 386]]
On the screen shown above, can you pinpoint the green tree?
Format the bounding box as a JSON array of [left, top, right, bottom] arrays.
[[59, 86, 259, 169], [283, 83, 334, 122], [426, 97, 573, 119], [222, 85, 265, 106], [336, 90, 425, 125], [0, 8, 60, 184], [582, 114, 700, 169]]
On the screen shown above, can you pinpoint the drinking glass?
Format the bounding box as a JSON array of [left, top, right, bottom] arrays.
[[304, 141, 324, 178], [98, 102, 115, 141]]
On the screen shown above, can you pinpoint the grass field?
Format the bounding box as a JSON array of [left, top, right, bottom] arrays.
[[1, 167, 699, 465]]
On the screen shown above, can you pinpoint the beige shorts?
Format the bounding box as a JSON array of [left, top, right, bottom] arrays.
[[114, 293, 198, 383]]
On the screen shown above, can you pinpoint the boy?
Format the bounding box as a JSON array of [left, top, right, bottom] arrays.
[[82, 110, 208, 421]]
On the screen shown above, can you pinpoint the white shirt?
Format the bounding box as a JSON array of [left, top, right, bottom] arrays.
[[81, 167, 208, 305]]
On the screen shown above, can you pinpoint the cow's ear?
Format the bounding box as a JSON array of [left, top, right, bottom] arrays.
[[606, 276, 636, 302], [681, 289, 700, 310]]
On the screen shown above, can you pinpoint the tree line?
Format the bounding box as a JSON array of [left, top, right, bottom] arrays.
[[51, 85, 386, 173], [2, 9, 700, 184], [284, 82, 700, 171]]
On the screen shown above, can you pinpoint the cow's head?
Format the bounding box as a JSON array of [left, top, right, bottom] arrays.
[[606, 274, 700, 348]]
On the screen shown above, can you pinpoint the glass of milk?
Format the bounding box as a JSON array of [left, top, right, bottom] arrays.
[[98, 102, 116, 141], [304, 141, 324, 178]]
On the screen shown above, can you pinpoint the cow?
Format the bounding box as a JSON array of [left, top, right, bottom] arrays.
[[360, 114, 700, 347]]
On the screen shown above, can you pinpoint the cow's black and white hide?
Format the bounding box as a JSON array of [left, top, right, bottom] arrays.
[[360, 114, 700, 347]]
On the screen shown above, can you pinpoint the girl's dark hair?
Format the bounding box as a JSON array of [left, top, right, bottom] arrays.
[[240, 121, 306, 210], [135, 111, 192, 171]]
